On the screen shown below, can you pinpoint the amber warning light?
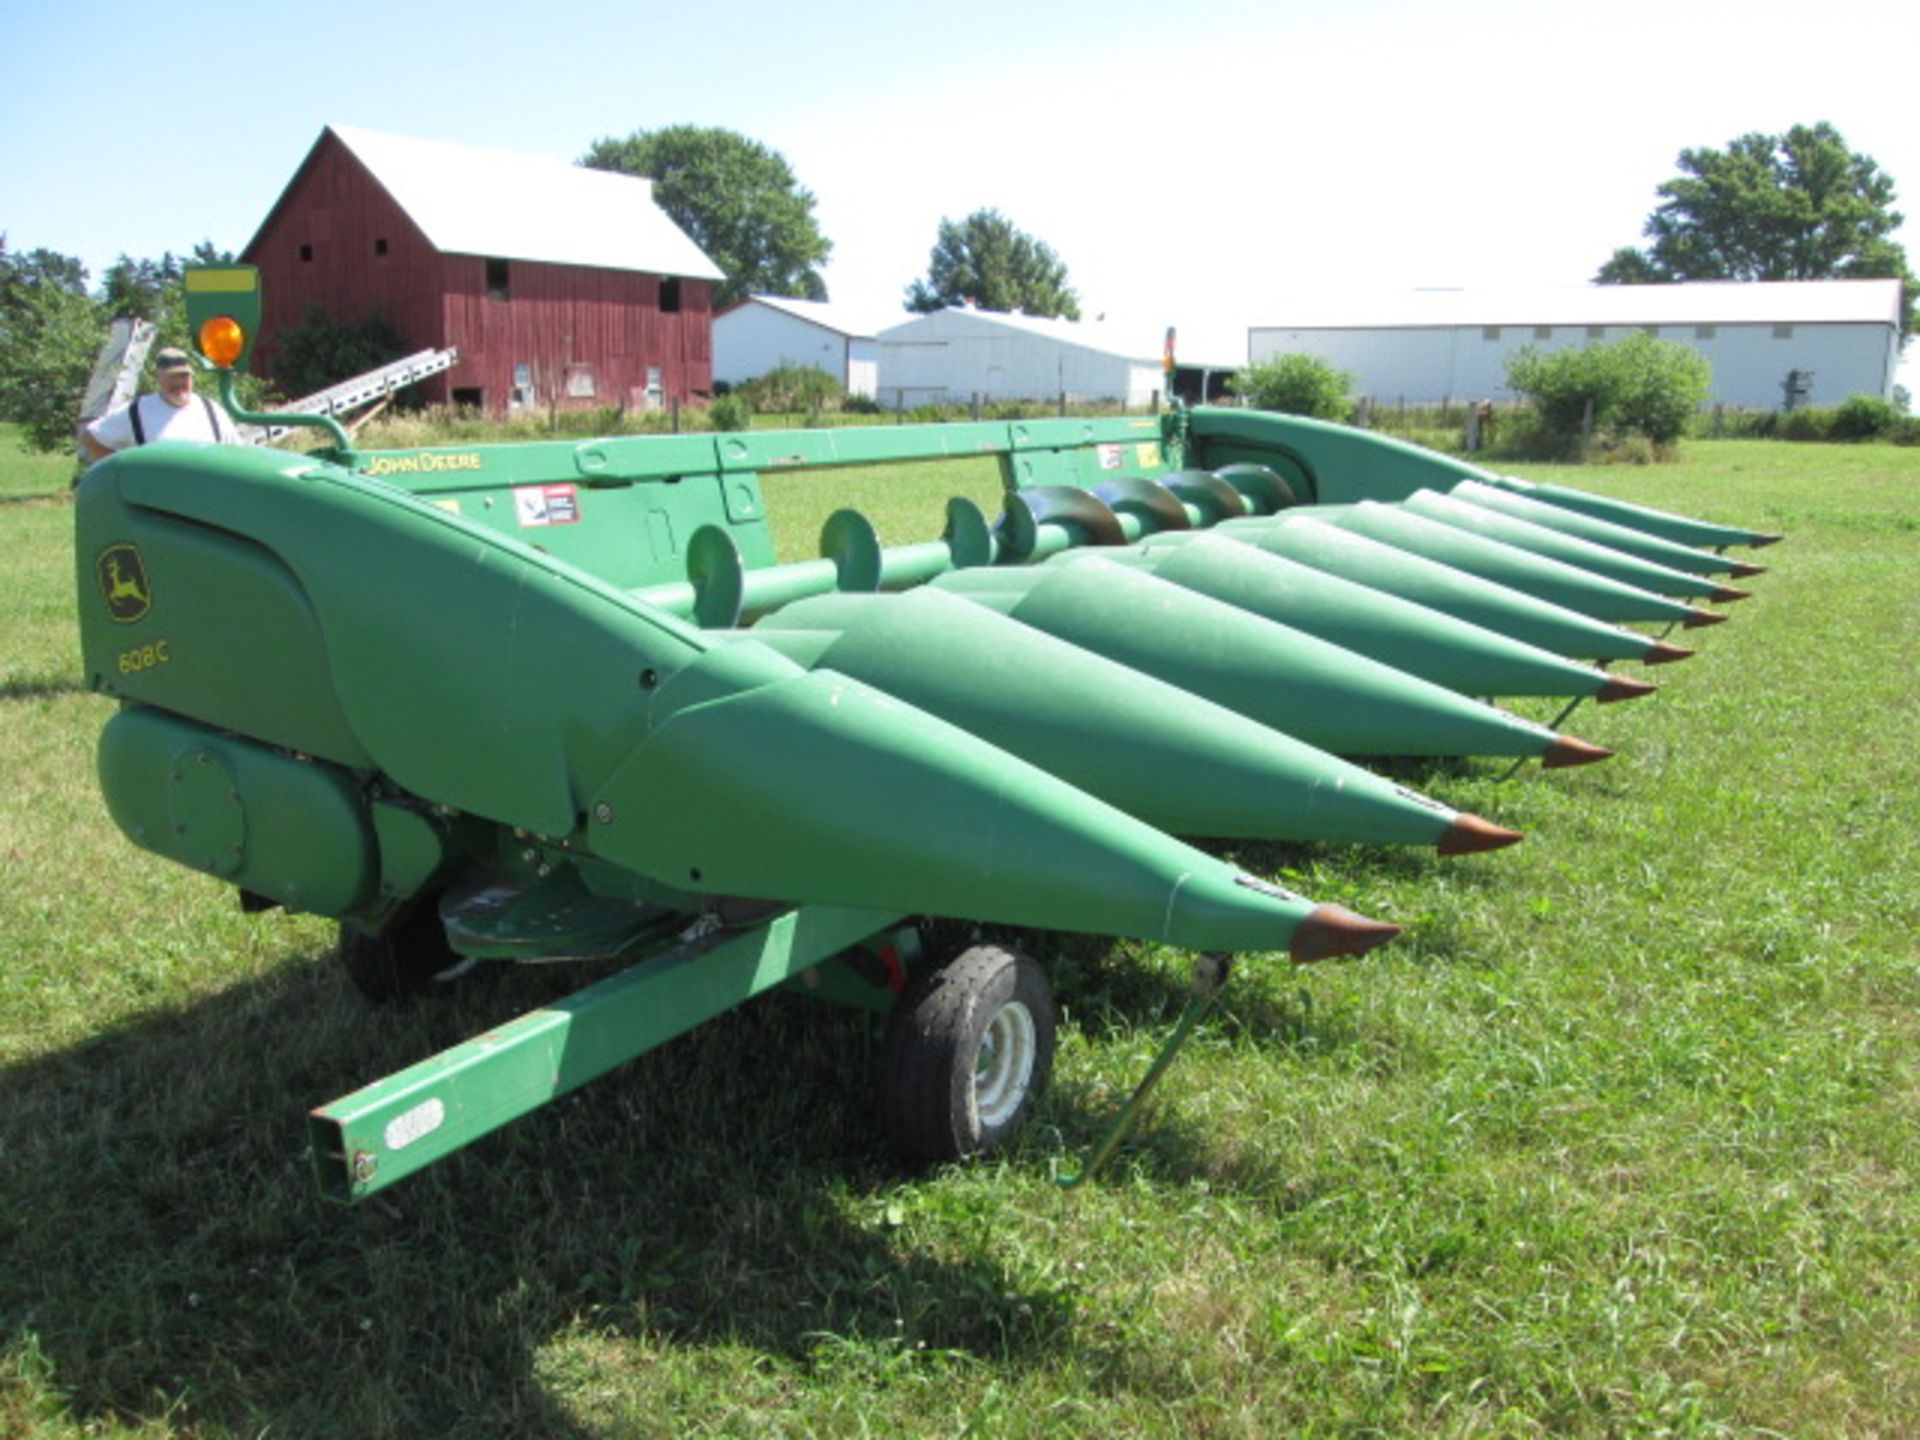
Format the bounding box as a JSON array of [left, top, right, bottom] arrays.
[[198, 315, 246, 369]]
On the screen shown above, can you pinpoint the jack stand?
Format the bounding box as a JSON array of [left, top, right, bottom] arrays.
[[1058, 952, 1234, 1188], [1500, 694, 1587, 781]]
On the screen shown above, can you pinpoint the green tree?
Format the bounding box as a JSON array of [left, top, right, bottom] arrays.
[[1506, 332, 1710, 456], [905, 210, 1080, 319], [1228, 353, 1353, 421], [273, 306, 410, 399], [739, 361, 845, 417], [97, 244, 230, 347], [1597, 122, 1915, 338], [580, 127, 831, 307], [0, 238, 268, 453], [99, 251, 184, 321], [0, 238, 104, 452]]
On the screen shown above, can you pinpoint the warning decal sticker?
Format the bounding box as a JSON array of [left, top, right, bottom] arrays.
[[514, 483, 581, 527]]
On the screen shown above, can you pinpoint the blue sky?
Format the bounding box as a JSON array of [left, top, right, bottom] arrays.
[[5, 0, 1915, 374]]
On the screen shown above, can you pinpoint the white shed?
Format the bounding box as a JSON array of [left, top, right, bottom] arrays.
[[713, 296, 887, 398], [876, 307, 1241, 410], [1250, 280, 1903, 409]]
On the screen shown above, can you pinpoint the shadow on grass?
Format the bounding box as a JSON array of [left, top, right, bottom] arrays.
[[0, 488, 73, 508], [0, 946, 1080, 1434], [0, 674, 88, 703]]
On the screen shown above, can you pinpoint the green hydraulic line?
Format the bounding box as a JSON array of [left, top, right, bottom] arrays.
[[1448, 479, 1767, 579], [218, 368, 354, 457]]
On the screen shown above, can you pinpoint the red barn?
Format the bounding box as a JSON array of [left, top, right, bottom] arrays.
[[241, 125, 725, 414]]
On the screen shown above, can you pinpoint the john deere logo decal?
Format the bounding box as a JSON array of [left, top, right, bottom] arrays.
[[98, 544, 152, 623]]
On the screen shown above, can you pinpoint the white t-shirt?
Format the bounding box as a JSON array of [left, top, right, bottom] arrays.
[[88, 392, 238, 451]]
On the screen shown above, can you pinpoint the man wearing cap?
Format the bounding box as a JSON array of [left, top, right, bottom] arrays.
[[81, 347, 240, 461]]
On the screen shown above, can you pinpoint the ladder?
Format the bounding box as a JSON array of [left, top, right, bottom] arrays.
[[242, 347, 459, 443], [77, 317, 158, 429]]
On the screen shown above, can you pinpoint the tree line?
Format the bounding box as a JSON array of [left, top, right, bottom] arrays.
[[4, 120, 1909, 454], [579, 126, 1077, 316]]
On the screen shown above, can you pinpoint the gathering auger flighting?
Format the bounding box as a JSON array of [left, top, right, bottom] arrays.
[[74, 268, 1778, 1200]]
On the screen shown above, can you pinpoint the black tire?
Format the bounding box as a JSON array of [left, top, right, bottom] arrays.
[[338, 902, 465, 1003], [881, 943, 1056, 1164]]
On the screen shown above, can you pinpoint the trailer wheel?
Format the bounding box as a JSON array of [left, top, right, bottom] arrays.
[[338, 904, 465, 1003], [882, 943, 1055, 1164]]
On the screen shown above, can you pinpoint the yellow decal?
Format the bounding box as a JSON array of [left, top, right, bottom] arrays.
[[117, 639, 172, 675], [431, 498, 463, 514], [365, 452, 484, 477], [97, 543, 151, 623], [184, 268, 256, 294], [1136, 442, 1163, 468]]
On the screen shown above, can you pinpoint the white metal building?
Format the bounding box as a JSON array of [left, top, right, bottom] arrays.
[[713, 296, 889, 398], [1250, 280, 1904, 409], [876, 307, 1242, 409]]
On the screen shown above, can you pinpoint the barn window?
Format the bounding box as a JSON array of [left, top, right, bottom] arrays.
[[565, 364, 597, 398], [1586, 325, 1606, 340], [660, 277, 682, 314], [1772, 323, 1794, 340], [1695, 324, 1717, 340], [299, 244, 313, 263], [374, 238, 389, 257], [1482, 326, 1502, 341], [486, 258, 511, 302], [452, 388, 484, 410], [1533, 326, 1553, 340]]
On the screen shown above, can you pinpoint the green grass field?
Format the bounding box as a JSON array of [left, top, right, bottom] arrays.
[[2, 426, 1916, 1437]]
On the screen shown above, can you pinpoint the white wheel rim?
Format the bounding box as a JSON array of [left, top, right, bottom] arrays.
[[973, 999, 1038, 1128]]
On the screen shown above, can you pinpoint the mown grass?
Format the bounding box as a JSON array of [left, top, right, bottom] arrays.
[[1, 430, 1915, 1436]]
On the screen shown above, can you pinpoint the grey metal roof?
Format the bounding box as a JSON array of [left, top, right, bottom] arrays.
[[1254, 279, 1902, 331], [724, 294, 896, 340], [320, 125, 724, 281], [877, 306, 1243, 370]]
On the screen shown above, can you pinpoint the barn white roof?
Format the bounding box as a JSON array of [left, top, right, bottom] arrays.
[[302, 126, 724, 281], [1254, 279, 1902, 331], [725, 294, 898, 340]]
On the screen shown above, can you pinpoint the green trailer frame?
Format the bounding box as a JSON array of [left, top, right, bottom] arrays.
[[310, 903, 911, 1203]]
